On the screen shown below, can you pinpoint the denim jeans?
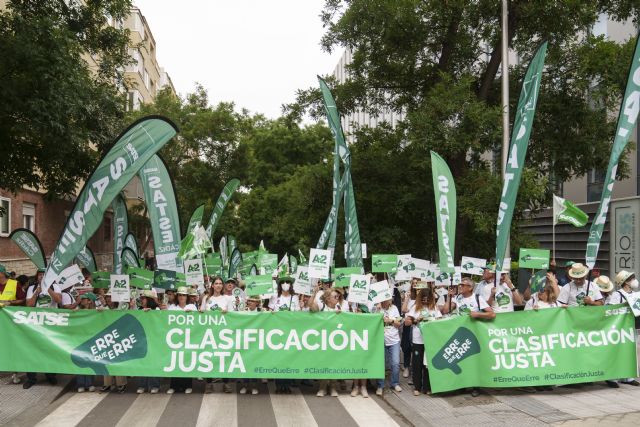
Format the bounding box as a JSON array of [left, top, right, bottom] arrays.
[[377, 342, 401, 388], [76, 375, 94, 388], [137, 377, 160, 390]]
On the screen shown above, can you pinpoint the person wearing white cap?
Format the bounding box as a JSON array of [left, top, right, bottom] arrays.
[[557, 263, 603, 307], [604, 271, 640, 387]]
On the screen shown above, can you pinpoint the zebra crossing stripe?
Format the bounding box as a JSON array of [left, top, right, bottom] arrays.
[[337, 394, 400, 427], [267, 382, 318, 427], [36, 392, 108, 427], [115, 393, 172, 427], [196, 389, 238, 426]]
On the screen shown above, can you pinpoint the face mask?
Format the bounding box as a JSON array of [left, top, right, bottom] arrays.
[[629, 279, 639, 290], [281, 283, 291, 292]]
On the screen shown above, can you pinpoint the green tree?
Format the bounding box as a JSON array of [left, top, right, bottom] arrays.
[[0, 0, 132, 197], [287, 0, 640, 260]]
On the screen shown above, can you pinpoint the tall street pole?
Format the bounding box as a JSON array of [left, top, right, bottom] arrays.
[[501, 0, 510, 267]]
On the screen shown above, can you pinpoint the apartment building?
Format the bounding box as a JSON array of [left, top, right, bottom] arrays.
[[0, 4, 174, 275]]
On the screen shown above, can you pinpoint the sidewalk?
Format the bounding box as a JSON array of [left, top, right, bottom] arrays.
[[0, 373, 73, 426], [379, 374, 640, 426]]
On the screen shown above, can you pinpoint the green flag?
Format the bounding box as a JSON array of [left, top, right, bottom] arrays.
[[186, 204, 205, 235], [75, 246, 97, 273], [206, 179, 241, 240], [125, 232, 139, 256], [178, 225, 212, 260], [112, 194, 128, 274], [298, 249, 307, 265], [121, 247, 141, 269], [245, 274, 274, 296], [43, 116, 178, 288], [139, 154, 182, 271], [228, 248, 242, 279], [495, 42, 547, 272], [431, 151, 456, 274], [587, 35, 640, 268], [91, 271, 111, 289], [9, 228, 46, 270], [553, 194, 588, 227]]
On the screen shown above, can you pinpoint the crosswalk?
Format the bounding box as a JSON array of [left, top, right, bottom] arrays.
[[31, 380, 405, 427]]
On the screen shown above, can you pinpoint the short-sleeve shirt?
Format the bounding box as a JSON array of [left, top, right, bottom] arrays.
[[524, 293, 559, 310], [168, 303, 197, 311], [557, 281, 603, 307], [269, 294, 300, 312], [26, 284, 62, 308], [455, 294, 489, 316], [381, 305, 401, 346], [406, 306, 442, 344], [606, 289, 632, 305], [204, 295, 235, 312], [61, 291, 75, 307], [481, 283, 514, 313]]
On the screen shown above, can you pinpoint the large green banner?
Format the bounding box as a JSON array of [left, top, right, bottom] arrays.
[[139, 154, 182, 271], [43, 117, 178, 288], [0, 307, 383, 379], [9, 228, 46, 270], [422, 305, 637, 393], [206, 179, 241, 240], [495, 42, 548, 271], [112, 194, 128, 274], [586, 34, 640, 268], [430, 151, 456, 274]]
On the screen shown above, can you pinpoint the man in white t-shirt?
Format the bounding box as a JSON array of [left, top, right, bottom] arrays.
[[557, 263, 603, 307], [376, 297, 402, 395], [474, 267, 495, 296], [26, 278, 62, 309], [443, 278, 495, 320], [482, 273, 522, 313]]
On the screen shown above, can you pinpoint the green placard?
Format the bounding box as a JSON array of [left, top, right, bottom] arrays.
[[422, 305, 637, 393], [245, 274, 274, 296], [333, 267, 363, 288], [126, 267, 154, 290], [259, 253, 278, 275], [371, 254, 398, 273], [519, 248, 550, 269], [91, 271, 111, 289]]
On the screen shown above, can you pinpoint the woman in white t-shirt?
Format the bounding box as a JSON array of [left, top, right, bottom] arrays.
[[404, 284, 442, 396], [167, 287, 196, 395], [271, 274, 299, 394], [524, 284, 560, 310], [311, 288, 342, 397], [375, 297, 402, 396], [200, 276, 234, 313]]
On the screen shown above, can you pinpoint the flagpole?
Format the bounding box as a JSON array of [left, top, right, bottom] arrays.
[[552, 222, 556, 260], [501, 0, 511, 261]]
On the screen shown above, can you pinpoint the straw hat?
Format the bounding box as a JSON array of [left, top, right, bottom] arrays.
[[568, 263, 589, 279], [595, 275, 613, 293], [176, 286, 189, 295], [615, 270, 635, 286]]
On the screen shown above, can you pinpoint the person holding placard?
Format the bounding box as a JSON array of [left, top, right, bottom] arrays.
[[404, 283, 442, 395], [481, 272, 522, 313], [375, 296, 402, 396]]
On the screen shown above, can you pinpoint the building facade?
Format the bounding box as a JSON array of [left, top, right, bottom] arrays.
[[0, 5, 174, 275]]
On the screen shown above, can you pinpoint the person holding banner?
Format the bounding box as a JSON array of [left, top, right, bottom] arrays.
[[167, 287, 196, 395], [482, 273, 522, 313], [557, 263, 603, 307], [311, 288, 342, 397], [136, 290, 161, 394], [404, 282, 442, 395], [375, 296, 402, 396], [75, 293, 98, 393], [524, 282, 560, 310]]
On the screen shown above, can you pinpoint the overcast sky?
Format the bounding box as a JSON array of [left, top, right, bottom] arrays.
[[133, 0, 343, 118]]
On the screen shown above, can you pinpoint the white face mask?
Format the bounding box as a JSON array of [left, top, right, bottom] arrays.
[[281, 283, 291, 292], [629, 279, 639, 290]]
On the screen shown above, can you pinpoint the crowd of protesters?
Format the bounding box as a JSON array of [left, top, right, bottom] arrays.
[[0, 259, 638, 398]]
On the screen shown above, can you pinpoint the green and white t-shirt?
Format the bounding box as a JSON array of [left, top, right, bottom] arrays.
[[481, 282, 514, 313], [557, 282, 603, 307], [27, 284, 62, 308], [268, 294, 300, 312], [406, 306, 442, 345], [455, 294, 489, 316]]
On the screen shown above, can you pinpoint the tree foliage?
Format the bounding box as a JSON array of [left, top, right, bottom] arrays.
[[0, 0, 133, 197], [285, 0, 640, 260]]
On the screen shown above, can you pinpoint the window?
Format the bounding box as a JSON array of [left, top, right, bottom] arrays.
[[143, 69, 150, 89], [0, 197, 10, 236], [22, 203, 35, 232], [103, 217, 111, 242], [126, 90, 142, 112], [587, 169, 606, 202]]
